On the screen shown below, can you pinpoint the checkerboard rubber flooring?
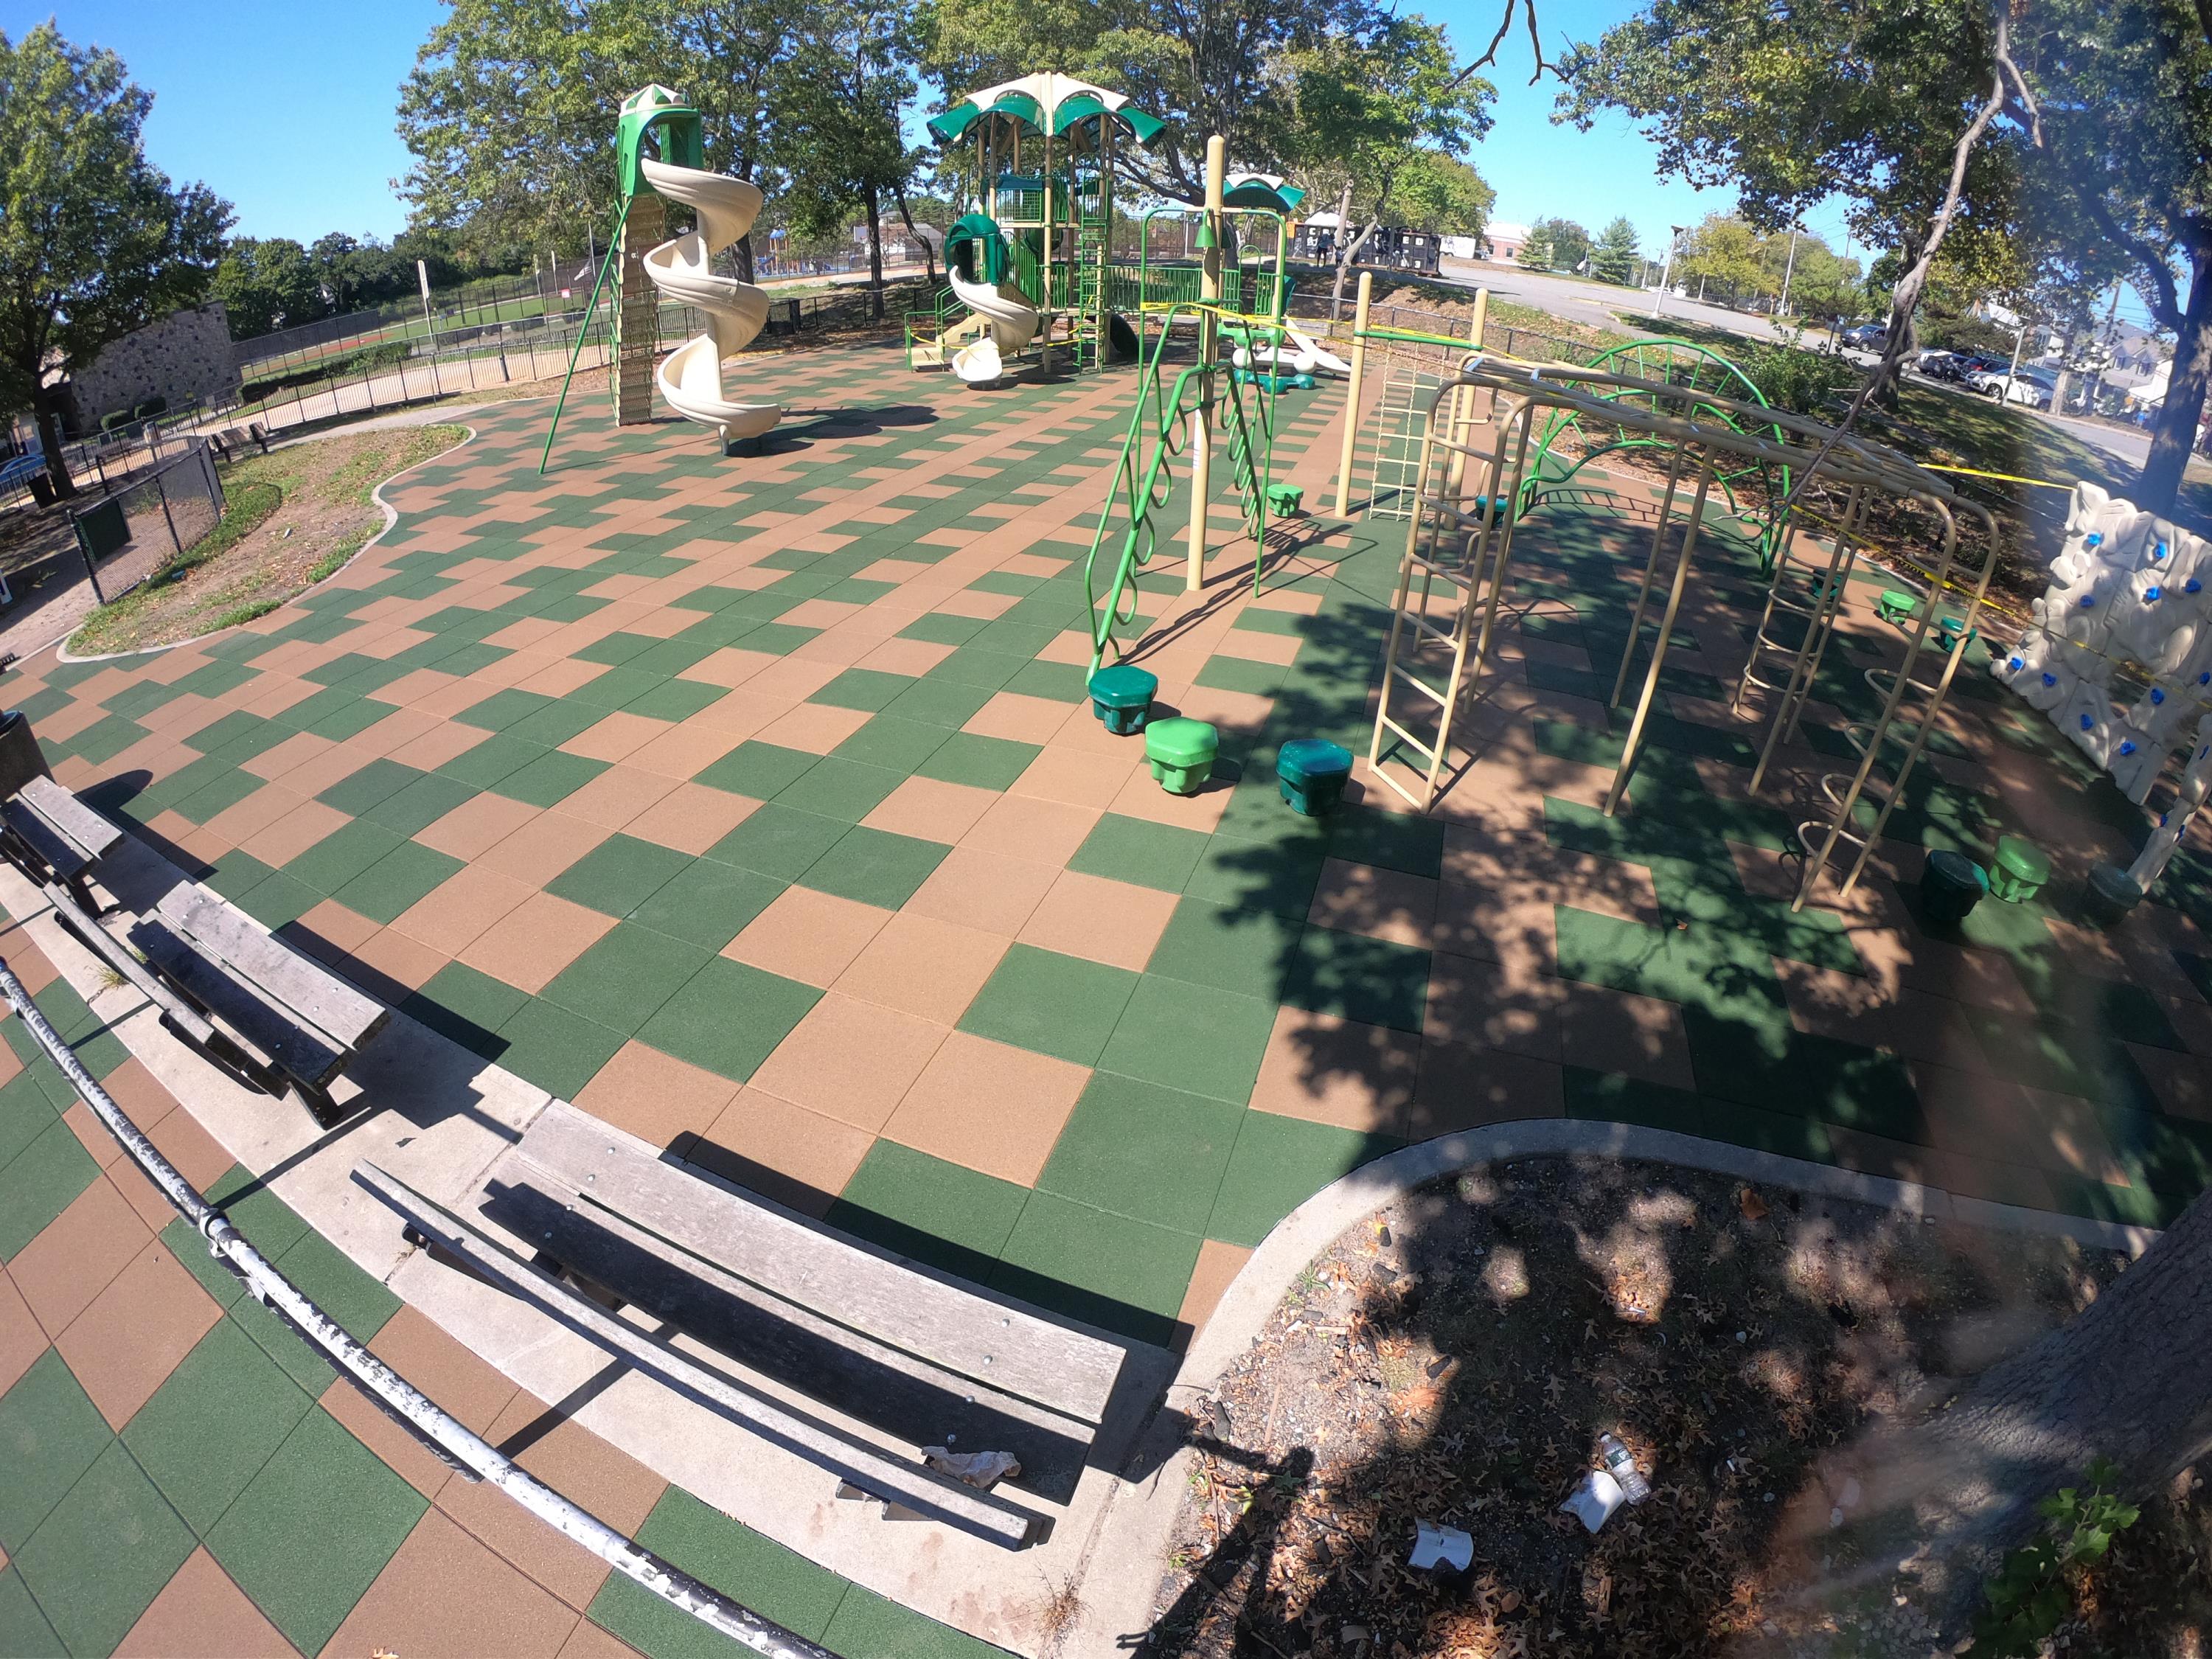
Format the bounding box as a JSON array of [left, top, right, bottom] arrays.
[[4, 338, 2212, 1650]]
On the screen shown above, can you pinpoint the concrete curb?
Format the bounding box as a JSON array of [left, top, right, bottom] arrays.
[[53, 420, 479, 665], [1062, 1117, 2158, 1655]]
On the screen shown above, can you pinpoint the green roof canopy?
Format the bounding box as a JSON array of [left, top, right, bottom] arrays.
[[928, 73, 1166, 150], [1222, 173, 1307, 214]]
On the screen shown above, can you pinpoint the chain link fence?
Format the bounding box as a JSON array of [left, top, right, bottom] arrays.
[[66, 439, 224, 605]]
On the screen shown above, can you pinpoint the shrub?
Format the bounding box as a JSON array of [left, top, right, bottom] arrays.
[[99, 410, 133, 433], [1731, 340, 1863, 417], [133, 395, 167, 419]]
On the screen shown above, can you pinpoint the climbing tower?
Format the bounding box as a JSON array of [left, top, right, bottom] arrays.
[[610, 87, 698, 425]]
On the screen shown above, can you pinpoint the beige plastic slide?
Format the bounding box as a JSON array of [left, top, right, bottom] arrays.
[[639, 157, 783, 445], [1231, 321, 1352, 377], [947, 264, 1039, 385]]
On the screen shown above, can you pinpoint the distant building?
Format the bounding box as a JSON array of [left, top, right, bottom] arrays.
[[1480, 222, 1530, 264]]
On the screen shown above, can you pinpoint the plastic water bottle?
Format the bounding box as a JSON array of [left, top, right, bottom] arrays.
[[1598, 1434, 1650, 1503]]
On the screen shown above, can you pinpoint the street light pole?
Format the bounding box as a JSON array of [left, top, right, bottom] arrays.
[[1778, 229, 1799, 318], [1652, 225, 1685, 319]]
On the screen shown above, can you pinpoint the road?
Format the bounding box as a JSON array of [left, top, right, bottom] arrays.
[[1435, 258, 1811, 348]]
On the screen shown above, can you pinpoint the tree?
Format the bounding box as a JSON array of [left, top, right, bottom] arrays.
[[1284, 15, 1494, 315], [1590, 215, 1639, 285], [212, 238, 324, 338], [1533, 215, 1590, 274], [1391, 151, 1494, 237], [779, 0, 919, 320], [1514, 220, 1553, 271], [0, 25, 229, 494], [1777, 237, 1863, 325], [2021, 0, 2212, 512], [1677, 213, 1771, 305]]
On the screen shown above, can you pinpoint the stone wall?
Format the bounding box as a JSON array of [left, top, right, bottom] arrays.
[[61, 302, 242, 433]]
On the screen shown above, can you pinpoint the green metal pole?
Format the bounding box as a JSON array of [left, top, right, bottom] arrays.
[[538, 196, 634, 476]]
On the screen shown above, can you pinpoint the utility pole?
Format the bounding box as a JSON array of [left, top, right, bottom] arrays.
[[1652, 225, 1685, 319], [1778, 229, 1799, 317]]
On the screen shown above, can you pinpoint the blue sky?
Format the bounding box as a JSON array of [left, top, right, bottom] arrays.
[[9, 0, 1850, 260]]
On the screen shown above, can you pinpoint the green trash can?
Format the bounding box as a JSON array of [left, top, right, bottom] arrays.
[[1088, 664, 1158, 735], [1988, 834, 2051, 904], [1277, 738, 1353, 816], [1919, 849, 1988, 927], [1145, 717, 1218, 796]]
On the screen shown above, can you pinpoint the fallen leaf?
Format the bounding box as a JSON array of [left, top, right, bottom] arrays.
[[1738, 1187, 1770, 1222]]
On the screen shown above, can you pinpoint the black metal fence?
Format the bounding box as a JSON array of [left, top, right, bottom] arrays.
[[66, 438, 224, 604]]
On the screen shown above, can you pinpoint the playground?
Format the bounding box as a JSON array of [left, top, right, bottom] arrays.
[[2, 74, 2212, 1659]]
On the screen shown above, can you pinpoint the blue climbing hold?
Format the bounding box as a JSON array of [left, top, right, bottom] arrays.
[[2079, 595, 2097, 607], [2153, 687, 2167, 704], [2147, 586, 2163, 601], [2156, 540, 2169, 560], [2008, 655, 2024, 671], [2189, 579, 2204, 594], [2087, 533, 2104, 548], [2081, 714, 2094, 730], [2042, 672, 2058, 686], [2120, 740, 2137, 755]]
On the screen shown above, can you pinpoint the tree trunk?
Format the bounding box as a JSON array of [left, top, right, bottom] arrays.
[[891, 182, 937, 286], [734, 232, 755, 286], [864, 188, 884, 322], [30, 389, 73, 499], [1329, 180, 1357, 323], [2140, 247, 2212, 515], [1849, 1186, 2212, 1634]]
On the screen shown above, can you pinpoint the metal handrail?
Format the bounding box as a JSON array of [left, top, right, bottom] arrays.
[[0, 959, 830, 1659]]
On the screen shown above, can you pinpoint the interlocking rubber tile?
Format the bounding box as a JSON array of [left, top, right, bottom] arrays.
[[820, 1583, 1013, 1659], [491, 748, 609, 807], [692, 740, 819, 799], [1098, 975, 1277, 1105], [810, 668, 915, 712], [400, 961, 528, 1058], [205, 1407, 428, 1656], [914, 732, 1041, 791], [273, 1226, 401, 1343], [1281, 924, 1431, 1033], [630, 859, 784, 950], [332, 841, 467, 924], [635, 958, 821, 1085], [832, 714, 951, 773], [14, 1436, 194, 1655], [1206, 1111, 1398, 1248], [705, 804, 849, 881], [316, 759, 422, 818], [493, 998, 629, 1099], [956, 944, 1138, 1066], [590, 1488, 846, 1655], [1144, 897, 1303, 1003], [882, 676, 996, 728], [826, 1140, 1030, 1283], [0, 1121, 99, 1262], [122, 1315, 314, 1534], [1037, 1071, 1242, 1233], [992, 1189, 1203, 1346], [545, 834, 695, 918], [799, 826, 948, 909], [0, 1567, 60, 1656], [0, 1349, 113, 1553], [0, 1069, 55, 1173], [281, 820, 406, 894], [775, 757, 905, 823], [543, 924, 714, 1033], [1326, 805, 1447, 878], [1067, 813, 1210, 893], [360, 771, 479, 836]]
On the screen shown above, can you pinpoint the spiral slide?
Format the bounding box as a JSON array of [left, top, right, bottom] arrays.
[[947, 267, 1040, 385], [1229, 321, 1351, 378], [639, 156, 782, 446]]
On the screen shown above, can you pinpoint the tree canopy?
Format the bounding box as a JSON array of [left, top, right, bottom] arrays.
[[1590, 216, 1640, 285], [0, 24, 229, 493]]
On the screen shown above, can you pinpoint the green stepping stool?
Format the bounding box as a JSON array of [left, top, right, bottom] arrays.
[[1145, 717, 1218, 796], [1263, 482, 1304, 516], [1276, 737, 1353, 816], [1919, 849, 1988, 926], [1088, 664, 1158, 735], [1987, 834, 2051, 904], [2083, 861, 2143, 928], [1877, 589, 1918, 627]]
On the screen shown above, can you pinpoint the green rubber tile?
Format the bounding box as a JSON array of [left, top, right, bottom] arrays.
[[198, 849, 278, 905], [543, 924, 714, 1034], [1562, 1066, 1834, 1162], [502, 698, 610, 748], [832, 714, 952, 773], [775, 757, 905, 823], [1144, 897, 1303, 1004], [811, 668, 915, 713], [625, 638, 718, 678], [0, 1121, 99, 1262], [577, 632, 659, 666], [899, 612, 987, 647], [635, 959, 821, 1085], [12, 1439, 193, 1657], [734, 622, 821, 656], [226, 1290, 343, 1394], [926, 647, 1029, 692], [546, 833, 695, 919], [0, 1568, 62, 1658], [1193, 655, 1286, 697], [799, 826, 948, 908], [914, 732, 1040, 792], [1207, 1111, 1398, 1248], [315, 759, 423, 818], [331, 841, 467, 924], [159, 1216, 245, 1312], [1037, 1071, 1242, 1234], [1003, 661, 1089, 703], [2096, 1105, 2212, 1199], [1181, 824, 1331, 919], [1097, 976, 1276, 1105], [568, 665, 663, 709], [704, 804, 849, 881], [205, 1407, 428, 1657], [170, 768, 266, 826], [630, 860, 784, 952], [820, 1584, 1017, 1659], [623, 678, 727, 723], [957, 944, 1138, 1067], [453, 687, 559, 731], [589, 1489, 847, 1657], [493, 998, 630, 1099], [826, 1141, 1029, 1283], [359, 771, 479, 836], [1068, 814, 1210, 894], [204, 1166, 311, 1259], [1281, 924, 1430, 1033], [122, 1315, 313, 1534], [273, 1226, 402, 1343], [180, 709, 266, 758], [0, 1070, 56, 1175], [1326, 805, 1446, 879], [0, 1350, 113, 1554], [489, 747, 609, 807], [880, 676, 996, 728], [434, 731, 540, 790], [992, 1190, 1203, 1347], [692, 740, 821, 800], [399, 961, 528, 1059]]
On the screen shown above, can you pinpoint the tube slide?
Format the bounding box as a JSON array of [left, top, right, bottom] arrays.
[[947, 267, 1039, 385], [639, 156, 782, 447], [1230, 321, 1351, 378]]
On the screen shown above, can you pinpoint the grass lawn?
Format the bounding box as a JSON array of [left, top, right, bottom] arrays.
[[69, 424, 467, 656]]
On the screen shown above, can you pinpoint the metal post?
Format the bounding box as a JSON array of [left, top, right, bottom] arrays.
[[154, 468, 181, 557], [1778, 230, 1799, 318], [1334, 271, 1374, 518], [0, 961, 835, 1659], [1186, 133, 1225, 593]]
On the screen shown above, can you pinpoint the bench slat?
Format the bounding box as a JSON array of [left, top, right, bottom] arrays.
[[19, 776, 123, 862], [2, 799, 91, 883], [517, 1104, 1124, 1424], [486, 1175, 1096, 1503], [156, 886, 386, 1050], [131, 917, 352, 1085], [354, 1161, 1050, 1550], [44, 883, 215, 1048]]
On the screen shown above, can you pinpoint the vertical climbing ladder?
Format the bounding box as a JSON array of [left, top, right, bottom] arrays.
[[1735, 487, 1873, 793]]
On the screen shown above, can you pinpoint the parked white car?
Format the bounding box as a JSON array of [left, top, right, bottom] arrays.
[[1969, 366, 2053, 408]]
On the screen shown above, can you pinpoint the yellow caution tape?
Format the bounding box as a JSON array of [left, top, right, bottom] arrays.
[[1919, 463, 2072, 492]]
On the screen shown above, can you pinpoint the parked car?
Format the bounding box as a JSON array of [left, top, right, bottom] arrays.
[[1970, 366, 2054, 407], [1840, 323, 1888, 351], [1913, 349, 1964, 379]]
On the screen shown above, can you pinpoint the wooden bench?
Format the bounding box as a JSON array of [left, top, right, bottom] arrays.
[[1, 776, 122, 914], [355, 1102, 1138, 1548], [128, 882, 388, 1124]]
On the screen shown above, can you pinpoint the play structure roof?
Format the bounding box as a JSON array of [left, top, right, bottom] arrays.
[[928, 74, 1166, 148], [1222, 173, 1307, 213]]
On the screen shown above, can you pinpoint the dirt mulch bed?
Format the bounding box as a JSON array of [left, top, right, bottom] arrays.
[[1144, 1155, 2204, 1657], [68, 423, 467, 655]]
